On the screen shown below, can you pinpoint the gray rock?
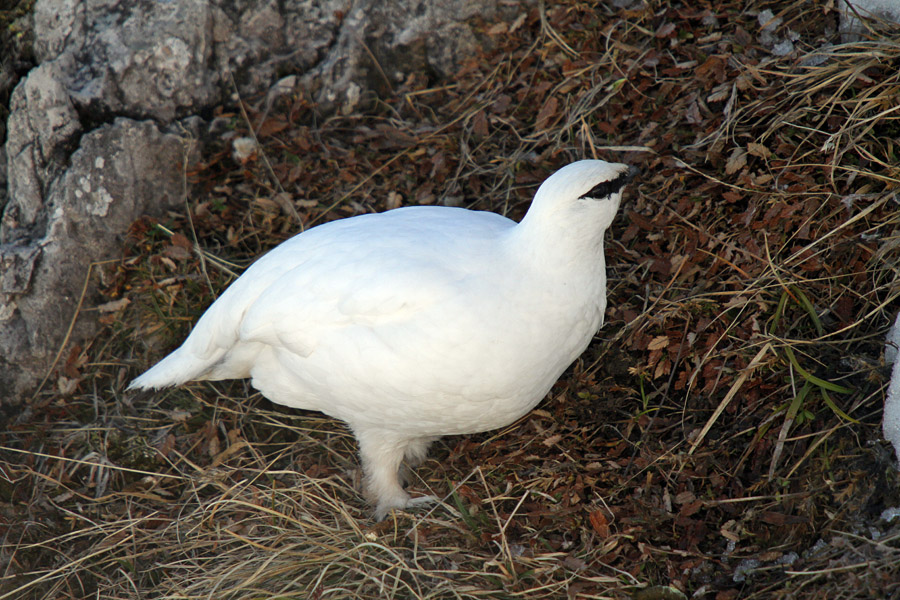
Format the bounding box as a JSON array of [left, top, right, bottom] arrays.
[[27, 0, 515, 121], [0, 119, 193, 400], [301, 0, 520, 113], [34, 0, 217, 122], [840, 0, 900, 42], [3, 62, 81, 240]]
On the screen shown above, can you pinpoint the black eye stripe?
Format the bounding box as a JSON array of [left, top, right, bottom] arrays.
[[579, 168, 637, 200]]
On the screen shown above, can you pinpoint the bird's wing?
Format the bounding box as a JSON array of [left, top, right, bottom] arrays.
[[174, 206, 512, 367], [238, 244, 467, 358], [132, 207, 514, 388]]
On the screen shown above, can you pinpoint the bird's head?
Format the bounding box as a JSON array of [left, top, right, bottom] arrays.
[[522, 160, 639, 233]]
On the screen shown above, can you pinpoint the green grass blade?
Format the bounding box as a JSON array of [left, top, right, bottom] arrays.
[[769, 289, 789, 334], [790, 285, 824, 336], [787, 381, 811, 421], [820, 389, 860, 424], [783, 346, 853, 394]]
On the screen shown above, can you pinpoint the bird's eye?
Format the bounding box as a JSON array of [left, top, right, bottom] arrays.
[[579, 168, 637, 200]]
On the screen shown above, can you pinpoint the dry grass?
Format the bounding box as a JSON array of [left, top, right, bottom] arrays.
[[3, 1, 900, 598]]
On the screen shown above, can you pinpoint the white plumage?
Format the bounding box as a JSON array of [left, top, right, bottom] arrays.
[[129, 159, 637, 519]]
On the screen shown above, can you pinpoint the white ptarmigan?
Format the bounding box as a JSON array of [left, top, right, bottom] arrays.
[[129, 159, 638, 519]]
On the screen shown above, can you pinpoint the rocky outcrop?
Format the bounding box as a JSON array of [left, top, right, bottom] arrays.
[[0, 0, 529, 403], [0, 119, 193, 399], [840, 0, 900, 42]]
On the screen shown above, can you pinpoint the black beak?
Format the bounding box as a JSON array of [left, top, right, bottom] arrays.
[[623, 165, 640, 184]]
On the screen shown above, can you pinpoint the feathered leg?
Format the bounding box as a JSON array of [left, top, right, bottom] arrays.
[[403, 436, 438, 467], [399, 436, 439, 488], [356, 431, 437, 520]]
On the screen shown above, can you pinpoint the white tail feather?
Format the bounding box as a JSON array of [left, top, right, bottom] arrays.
[[127, 347, 213, 390]]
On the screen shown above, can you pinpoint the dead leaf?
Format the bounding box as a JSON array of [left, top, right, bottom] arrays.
[[542, 434, 563, 447], [508, 12, 527, 33], [97, 298, 131, 313], [457, 484, 482, 505], [491, 94, 512, 115], [589, 510, 611, 537], [707, 83, 731, 103], [170, 233, 192, 250], [725, 147, 747, 175], [648, 335, 670, 351], [684, 101, 702, 124], [563, 555, 588, 570], [695, 55, 726, 84], [720, 520, 741, 542], [760, 512, 806, 525], [724, 295, 748, 308], [156, 433, 176, 459], [654, 359, 671, 379], [164, 245, 192, 261], [64, 345, 87, 378], [679, 500, 703, 517], [655, 22, 676, 38], [207, 428, 220, 458], [257, 117, 289, 138], [472, 110, 489, 137], [747, 142, 772, 159], [675, 490, 696, 505], [168, 409, 191, 422], [535, 96, 559, 131]]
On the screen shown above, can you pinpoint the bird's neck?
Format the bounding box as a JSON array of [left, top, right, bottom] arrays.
[[511, 202, 611, 268], [500, 219, 609, 308]]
